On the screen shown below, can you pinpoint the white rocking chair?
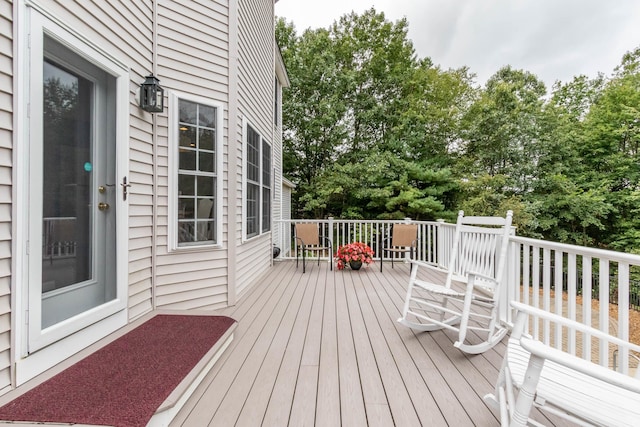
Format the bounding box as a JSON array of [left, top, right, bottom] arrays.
[[485, 301, 640, 427], [398, 210, 513, 354]]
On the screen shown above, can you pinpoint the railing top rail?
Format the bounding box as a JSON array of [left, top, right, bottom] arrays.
[[276, 219, 444, 226], [510, 235, 640, 265]]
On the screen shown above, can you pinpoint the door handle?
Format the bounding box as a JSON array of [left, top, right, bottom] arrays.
[[98, 202, 110, 211], [121, 176, 131, 201]]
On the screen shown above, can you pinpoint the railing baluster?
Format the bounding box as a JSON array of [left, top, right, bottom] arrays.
[[599, 259, 610, 367], [532, 247, 540, 339], [618, 263, 630, 373], [567, 252, 577, 354], [554, 250, 563, 348], [582, 255, 593, 360]]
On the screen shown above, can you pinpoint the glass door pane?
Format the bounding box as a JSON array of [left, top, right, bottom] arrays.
[[42, 61, 93, 295]]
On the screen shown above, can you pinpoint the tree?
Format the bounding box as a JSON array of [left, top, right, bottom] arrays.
[[277, 19, 348, 188], [330, 8, 418, 158], [300, 152, 455, 220], [277, 10, 466, 219], [577, 47, 640, 250], [460, 66, 546, 194]]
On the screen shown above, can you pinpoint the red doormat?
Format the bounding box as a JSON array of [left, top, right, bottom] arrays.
[[0, 314, 236, 427]]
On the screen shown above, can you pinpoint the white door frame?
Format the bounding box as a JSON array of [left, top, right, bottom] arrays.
[[13, 3, 130, 384]]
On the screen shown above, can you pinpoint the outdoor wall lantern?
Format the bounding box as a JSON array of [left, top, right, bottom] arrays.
[[139, 74, 164, 113]]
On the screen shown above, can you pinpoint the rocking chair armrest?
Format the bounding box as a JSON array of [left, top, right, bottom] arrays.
[[519, 336, 640, 394], [466, 271, 499, 291], [408, 258, 441, 269]]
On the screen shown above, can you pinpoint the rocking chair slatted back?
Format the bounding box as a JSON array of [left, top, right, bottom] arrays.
[[448, 216, 513, 288]]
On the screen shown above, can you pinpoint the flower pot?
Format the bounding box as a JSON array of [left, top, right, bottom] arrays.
[[349, 261, 363, 270]]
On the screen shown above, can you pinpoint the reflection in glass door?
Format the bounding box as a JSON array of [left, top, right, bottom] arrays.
[[37, 37, 116, 332]]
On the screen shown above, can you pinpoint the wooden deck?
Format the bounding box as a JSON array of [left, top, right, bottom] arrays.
[[170, 260, 572, 426]]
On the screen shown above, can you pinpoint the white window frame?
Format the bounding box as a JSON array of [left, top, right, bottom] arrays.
[[168, 91, 223, 251], [243, 119, 272, 240]]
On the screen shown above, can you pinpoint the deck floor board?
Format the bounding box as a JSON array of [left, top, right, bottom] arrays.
[[172, 260, 573, 426]]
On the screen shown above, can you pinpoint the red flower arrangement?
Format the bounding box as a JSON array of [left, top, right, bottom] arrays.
[[334, 242, 375, 270]]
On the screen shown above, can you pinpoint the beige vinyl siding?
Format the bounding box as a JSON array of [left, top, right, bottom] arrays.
[[154, 0, 231, 310], [234, 0, 275, 290], [38, 1, 155, 320], [272, 80, 283, 258], [0, 0, 11, 392]]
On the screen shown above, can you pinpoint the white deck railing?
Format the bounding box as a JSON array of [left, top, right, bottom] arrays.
[[277, 218, 441, 265], [277, 218, 640, 374], [505, 236, 640, 375]]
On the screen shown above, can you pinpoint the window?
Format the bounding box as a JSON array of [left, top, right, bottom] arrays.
[[244, 122, 272, 239], [262, 140, 272, 233], [169, 94, 222, 248]]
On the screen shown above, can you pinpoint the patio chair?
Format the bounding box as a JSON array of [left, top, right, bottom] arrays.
[[485, 301, 640, 427], [379, 223, 418, 273], [295, 223, 333, 273], [397, 210, 513, 354]]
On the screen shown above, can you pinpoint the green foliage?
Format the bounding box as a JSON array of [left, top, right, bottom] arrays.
[[277, 8, 640, 253], [300, 152, 455, 220]]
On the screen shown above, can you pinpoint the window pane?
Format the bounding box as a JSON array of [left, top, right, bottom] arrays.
[[199, 151, 215, 172], [262, 188, 271, 232], [262, 141, 271, 186], [247, 183, 259, 237], [196, 220, 214, 241], [178, 222, 195, 243], [179, 100, 197, 124], [179, 125, 196, 148], [247, 125, 260, 183], [197, 197, 214, 219], [178, 198, 195, 219], [199, 128, 214, 151], [199, 105, 215, 128], [197, 176, 214, 197], [199, 152, 214, 173], [178, 174, 195, 196], [179, 149, 196, 170]]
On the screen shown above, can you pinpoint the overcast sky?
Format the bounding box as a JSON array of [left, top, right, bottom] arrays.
[[275, 0, 640, 89]]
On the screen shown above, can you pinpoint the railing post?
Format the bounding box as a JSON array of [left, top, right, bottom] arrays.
[[436, 219, 445, 267], [328, 217, 334, 257], [403, 217, 412, 261]]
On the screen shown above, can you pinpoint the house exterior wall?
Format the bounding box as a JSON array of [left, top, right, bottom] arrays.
[[153, 0, 231, 311], [234, 0, 275, 296], [272, 48, 288, 260], [0, 0, 13, 393], [2, 0, 283, 391]]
